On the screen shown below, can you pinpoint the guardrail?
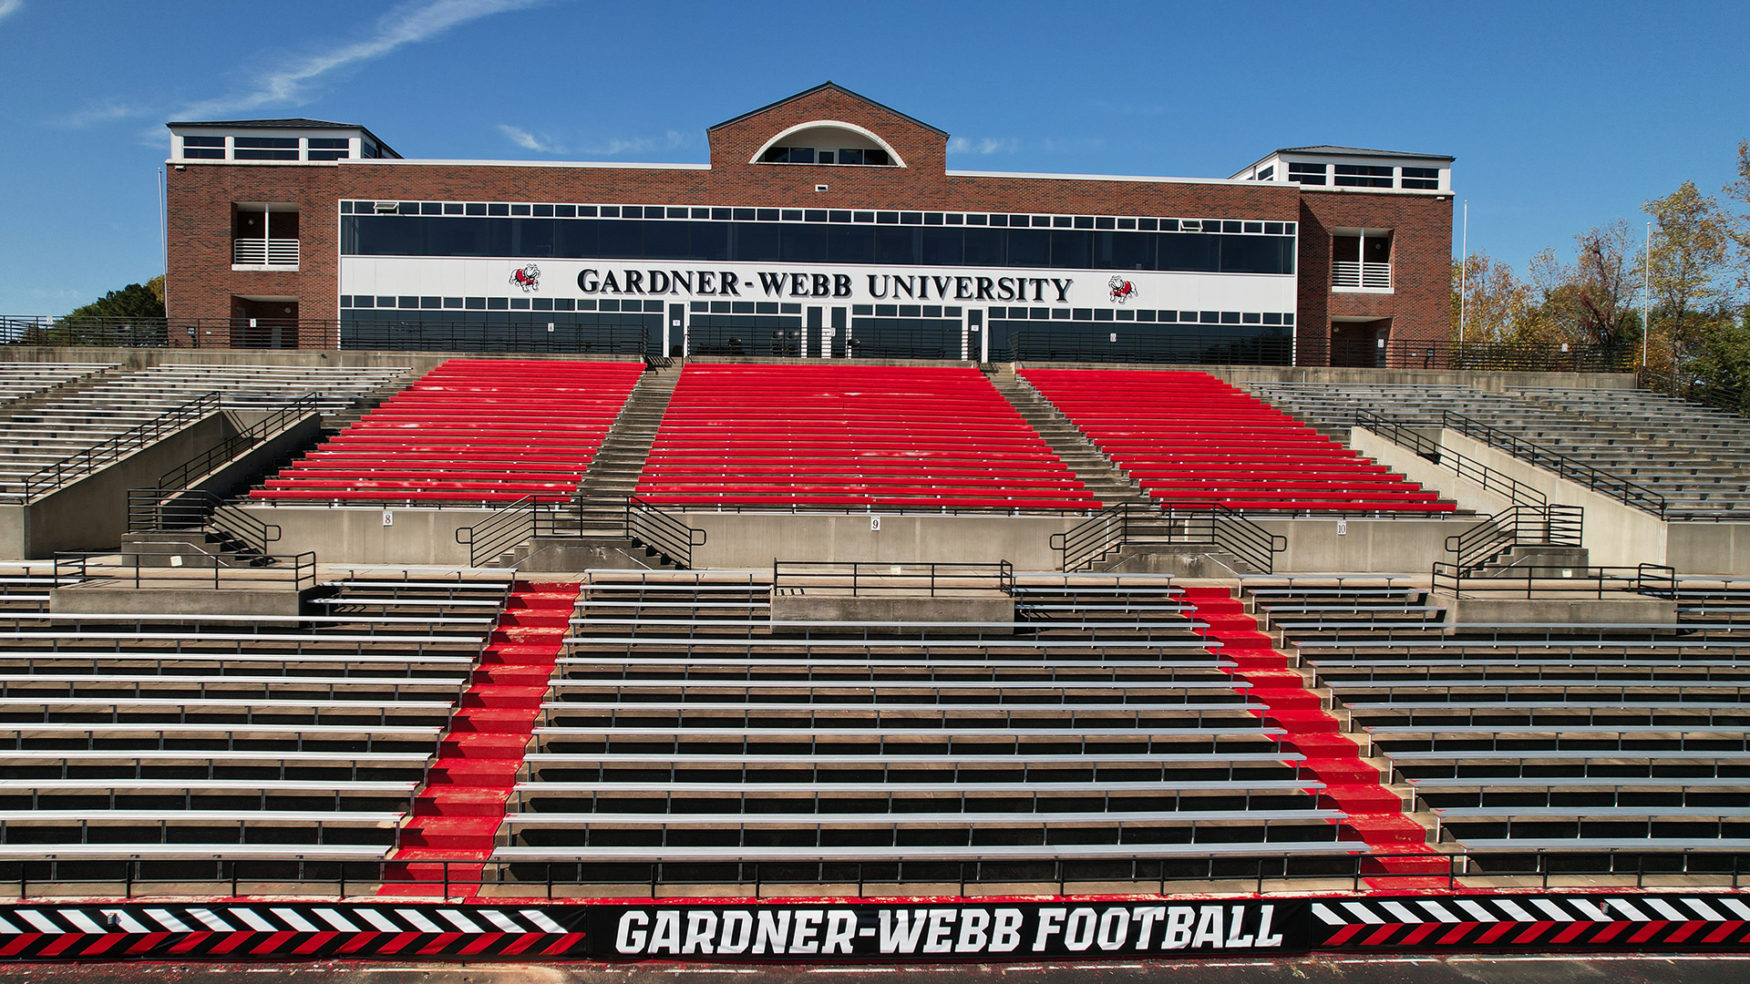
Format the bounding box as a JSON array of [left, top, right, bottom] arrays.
[[54, 548, 317, 592], [19, 392, 220, 501], [625, 495, 706, 569], [127, 488, 283, 558], [1444, 504, 1583, 574], [1431, 561, 1676, 600], [1051, 502, 1134, 572], [155, 391, 320, 492], [0, 316, 650, 357], [1354, 408, 1548, 509], [773, 560, 1015, 597], [1050, 503, 1285, 574], [1439, 410, 1668, 518], [0, 846, 1746, 899]]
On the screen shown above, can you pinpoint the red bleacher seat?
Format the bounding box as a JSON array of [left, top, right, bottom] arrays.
[[634, 364, 1098, 511], [1018, 368, 1455, 515], [249, 358, 643, 504]]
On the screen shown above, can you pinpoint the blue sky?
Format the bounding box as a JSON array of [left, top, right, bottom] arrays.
[[1, 0, 1746, 315]]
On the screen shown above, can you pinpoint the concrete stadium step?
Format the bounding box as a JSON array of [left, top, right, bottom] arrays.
[[985, 366, 1151, 508], [383, 579, 582, 897]]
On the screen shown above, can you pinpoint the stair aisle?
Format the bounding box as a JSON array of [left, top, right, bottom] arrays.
[[382, 581, 583, 896], [1178, 585, 1450, 888]]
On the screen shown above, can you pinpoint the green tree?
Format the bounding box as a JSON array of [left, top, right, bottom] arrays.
[[1645, 181, 1730, 371], [62, 281, 165, 322]]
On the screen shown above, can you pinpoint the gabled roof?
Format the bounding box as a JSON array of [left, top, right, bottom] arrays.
[[709, 82, 947, 137], [1275, 145, 1455, 162]]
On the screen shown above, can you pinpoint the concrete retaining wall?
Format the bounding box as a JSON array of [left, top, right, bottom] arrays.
[[1440, 430, 1669, 569], [236, 505, 493, 566], [0, 412, 232, 559], [1254, 515, 1478, 573], [1349, 426, 1513, 517], [681, 512, 1076, 570]]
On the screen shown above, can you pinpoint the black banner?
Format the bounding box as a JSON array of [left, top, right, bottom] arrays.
[[588, 901, 1306, 959]]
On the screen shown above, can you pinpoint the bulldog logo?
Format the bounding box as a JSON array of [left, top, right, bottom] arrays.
[[1108, 276, 1138, 303], [510, 263, 542, 292]]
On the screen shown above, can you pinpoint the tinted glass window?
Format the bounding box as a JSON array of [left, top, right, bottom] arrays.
[[734, 223, 781, 261], [827, 224, 873, 263], [873, 226, 916, 264], [1007, 229, 1050, 267], [1095, 231, 1153, 270], [962, 227, 1005, 266], [597, 220, 642, 258], [1157, 233, 1219, 272], [920, 228, 963, 265]]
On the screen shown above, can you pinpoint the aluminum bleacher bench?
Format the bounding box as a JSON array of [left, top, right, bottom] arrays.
[[491, 841, 1363, 863], [541, 698, 1261, 714], [502, 807, 1344, 830], [0, 844, 391, 860]]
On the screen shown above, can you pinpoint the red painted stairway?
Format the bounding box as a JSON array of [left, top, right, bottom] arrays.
[[381, 580, 582, 896], [1178, 585, 1449, 887]]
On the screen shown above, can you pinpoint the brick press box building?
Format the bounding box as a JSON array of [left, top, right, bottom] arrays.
[[163, 82, 1453, 364]]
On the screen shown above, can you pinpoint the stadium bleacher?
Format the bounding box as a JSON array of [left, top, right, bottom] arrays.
[[0, 569, 508, 868], [634, 364, 1100, 511], [1249, 380, 1750, 519], [2, 347, 1750, 937], [0, 363, 406, 500], [1021, 369, 1455, 514], [250, 358, 643, 504]]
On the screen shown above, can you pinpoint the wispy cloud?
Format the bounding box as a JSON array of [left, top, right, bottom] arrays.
[[167, 0, 546, 120], [499, 124, 562, 154], [58, 100, 149, 130], [948, 136, 1020, 155], [500, 127, 691, 158], [0, 0, 22, 24]]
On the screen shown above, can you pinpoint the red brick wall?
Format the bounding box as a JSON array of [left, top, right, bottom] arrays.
[[164, 89, 1445, 357], [1295, 191, 1454, 364]]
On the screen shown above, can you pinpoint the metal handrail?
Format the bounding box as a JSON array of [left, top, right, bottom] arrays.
[[19, 392, 221, 501], [155, 391, 320, 492], [456, 495, 539, 568], [1440, 411, 1668, 518], [1210, 503, 1287, 576], [54, 548, 316, 592], [127, 488, 283, 558], [1431, 561, 1677, 601], [1355, 408, 1547, 509], [1051, 502, 1133, 572], [1443, 504, 1585, 575], [772, 560, 1014, 597], [625, 495, 706, 569]]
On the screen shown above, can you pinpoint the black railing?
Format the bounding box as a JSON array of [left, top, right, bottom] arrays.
[[3, 313, 1645, 374], [19, 392, 221, 501], [1440, 410, 1668, 518], [3, 845, 1748, 899], [1432, 561, 1676, 600], [1210, 503, 1288, 576], [127, 488, 283, 558], [1638, 367, 1750, 416], [1355, 408, 1548, 509], [0, 315, 649, 357], [457, 495, 539, 568], [54, 548, 316, 592], [155, 391, 320, 492], [1051, 502, 1134, 572], [1049, 502, 1286, 574], [625, 495, 706, 569], [773, 560, 1015, 597]]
